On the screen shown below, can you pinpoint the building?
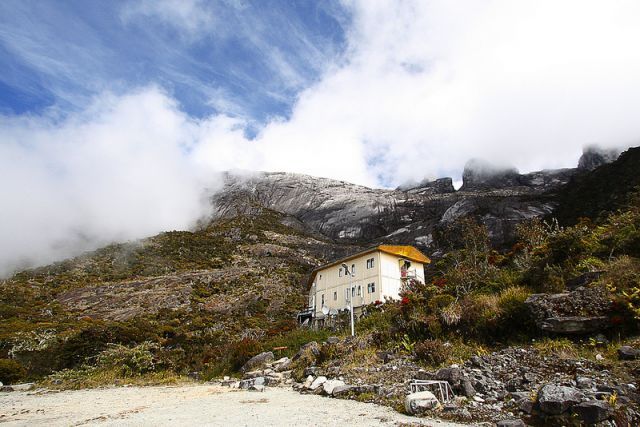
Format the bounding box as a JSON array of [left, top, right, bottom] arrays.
[[300, 245, 430, 327]]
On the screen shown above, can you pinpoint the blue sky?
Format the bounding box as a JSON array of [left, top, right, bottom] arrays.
[[0, 0, 349, 124]]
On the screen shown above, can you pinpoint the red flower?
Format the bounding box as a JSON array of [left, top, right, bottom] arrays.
[[401, 296, 410, 306]]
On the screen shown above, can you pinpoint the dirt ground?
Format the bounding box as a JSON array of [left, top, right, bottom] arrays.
[[0, 384, 469, 426]]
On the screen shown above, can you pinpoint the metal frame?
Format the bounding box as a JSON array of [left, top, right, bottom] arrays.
[[409, 380, 455, 403]]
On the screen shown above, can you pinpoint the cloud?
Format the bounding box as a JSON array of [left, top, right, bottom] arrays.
[[0, 87, 226, 276], [121, 0, 215, 37]]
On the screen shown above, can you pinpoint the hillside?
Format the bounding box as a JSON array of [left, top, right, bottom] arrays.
[[2, 147, 640, 425]]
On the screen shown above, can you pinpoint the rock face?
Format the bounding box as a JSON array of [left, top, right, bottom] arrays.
[[578, 145, 621, 171], [572, 400, 611, 424]]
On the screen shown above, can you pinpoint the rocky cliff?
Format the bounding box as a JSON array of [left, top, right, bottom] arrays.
[[211, 146, 629, 254]]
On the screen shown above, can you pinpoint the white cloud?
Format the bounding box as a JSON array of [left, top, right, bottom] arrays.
[[121, 0, 215, 37]]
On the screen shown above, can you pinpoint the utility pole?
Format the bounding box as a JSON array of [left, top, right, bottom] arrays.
[[341, 263, 355, 336]]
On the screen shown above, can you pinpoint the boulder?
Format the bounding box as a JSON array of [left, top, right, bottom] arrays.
[[292, 342, 320, 361], [249, 384, 265, 392], [537, 385, 584, 415], [302, 375, 314, 389], [309, 376, 327, 390], [496, 420, 525, 427], [331, 385, 353, 396], [539, 316, 609, 334], [241, 351, 274, 373], [322, 379, 345, 395], [572, 400, 611, 425], [618, 346, 640, 360], [326, 336, 340, 344], [273, 357, 291, 372], [461, 379, 476, 397], [404, 391, 440, 415], [435, 367, 462, 387]]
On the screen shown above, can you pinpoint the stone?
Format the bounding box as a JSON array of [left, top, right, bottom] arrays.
[[404, 391, 440, 415], [537, 385, 584, 415], [576, 376, 593, 389], [435, 367, 462, 387], [322, 379, 345, 396], [496, 420, 525, 427], [618, 346, 640, 360], [249, 384, 265, 392], [461, 379, 476, 397], [241, 351, 274, 373], [0, 386, 14, 392], [572, 400, 611, 424], [331, 385, 353, 396], [539, 316, 610, 334], [304, 367, 319, 377], [326, 336, 340, 344], [302, 375, 314, 389], [309, 376, 327, 390], [292, 342, 320, 361], [519, 399, 534, 414]]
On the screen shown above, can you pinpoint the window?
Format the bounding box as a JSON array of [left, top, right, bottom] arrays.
[[367, 282, 376, 293], [321, 294, 325, 305], [333, 291, 337, 301], [366, 257, 375, 269], [352, 286, 355, 297], [351, 263, 356, 275], [345, 288, 349, 300], [338, 267, 342, 277], [357, 285, 361, 296], [319, 274, 322, 280]]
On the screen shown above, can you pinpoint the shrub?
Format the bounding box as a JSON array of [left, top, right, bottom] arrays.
[[0, 358, 27, 384], [414, 339, 450, 366], [493, 286, 535, 337], [95, 342, 160, 376]]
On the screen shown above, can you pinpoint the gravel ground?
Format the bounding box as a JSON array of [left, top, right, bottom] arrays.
[[0, 384, 469, 427]]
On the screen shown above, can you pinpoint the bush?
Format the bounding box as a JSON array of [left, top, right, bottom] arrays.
[[0, 358, 27, 384], [414, 339, 450, 366], [96, 342, 160, 376]]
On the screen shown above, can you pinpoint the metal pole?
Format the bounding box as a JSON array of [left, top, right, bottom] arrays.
[[349, 276, 355, 336]]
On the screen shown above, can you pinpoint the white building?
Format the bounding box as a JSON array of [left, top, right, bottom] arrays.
[[302, 245, 430, 327]]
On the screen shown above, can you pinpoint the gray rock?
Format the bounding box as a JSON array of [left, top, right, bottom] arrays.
[[618, 346, 640, 360], [576, 376, 593, 389], [304, 366, 319, 377], [326, 336, 340, 344], [292, 342, 320, 361], [309, 376, 327, 390], [0, 386, 14, 392], [461, 379, 476, 397], [578, 145, 620, 171], [539, 316, 609, 334], [322, 379, 345, 395], [537, 385, 584, 415], [404, 391, 440, 415], [435, 367, 462, 387], [241, 351, 274, 373], [249, 384, 265, 392], [496, 420, 525, 427], [572, 400, 611, 424], [331, 385, 353, 396]]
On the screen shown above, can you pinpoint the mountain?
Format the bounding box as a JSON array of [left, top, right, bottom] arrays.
[[211, 146, 630, 253]]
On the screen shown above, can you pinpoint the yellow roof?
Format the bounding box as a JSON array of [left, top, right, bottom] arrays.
[[307, 244, 430, 286]]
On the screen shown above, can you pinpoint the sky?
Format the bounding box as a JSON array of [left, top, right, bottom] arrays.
[[1, 0, 640, 274]]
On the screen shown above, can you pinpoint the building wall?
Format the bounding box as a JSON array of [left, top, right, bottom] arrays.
[[378, 252, 426, 300], [310, 250, 427, 318], [311, 251, 382, 316]]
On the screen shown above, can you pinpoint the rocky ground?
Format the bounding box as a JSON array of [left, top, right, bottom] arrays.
[[233, 339, 640, 426]]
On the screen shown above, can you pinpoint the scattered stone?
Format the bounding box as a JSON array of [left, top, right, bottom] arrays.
[[405, 391, 440, 415], [435, 367, 462, 387], [1, 386, 14, 392], [537, 384, 584, 415], [496, 420, 525, 427], [618, 346, 640, 361], [249, 384, 265, 392], [576, 376, 593, 389], [292, 342, 320, 361], [241, 351, 274, 373], [461, 379, 476, 397], [326, 336, 340, 344], [572, 400, 611, 425], [322, 379, 345, 395], [331, 385, 353, 397], [304, 367, 319, 377], [309, 376, 327, 390]]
